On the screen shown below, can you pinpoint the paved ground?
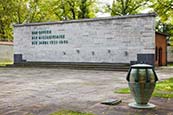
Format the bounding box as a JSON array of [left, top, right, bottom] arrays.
[[0, 67, 173, 115]]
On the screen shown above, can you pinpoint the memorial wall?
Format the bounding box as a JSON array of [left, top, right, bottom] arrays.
[[14, 13, 155, 64]]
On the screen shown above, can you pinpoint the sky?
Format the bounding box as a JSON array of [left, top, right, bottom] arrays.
[[97, 0, 114, 17], [98, 0, 113, 5], [96, 0, 152, 17]]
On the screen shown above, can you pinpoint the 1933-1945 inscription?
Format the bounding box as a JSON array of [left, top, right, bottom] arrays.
[[31, 30, 68, 45]]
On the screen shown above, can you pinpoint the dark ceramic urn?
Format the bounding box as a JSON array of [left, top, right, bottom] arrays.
[[126, 64, 158, 108]]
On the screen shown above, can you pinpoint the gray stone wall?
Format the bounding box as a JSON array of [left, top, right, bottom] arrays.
[[0, 43, 13, 63], [167, 46, 173, 63], [14, 13, 155, 64]]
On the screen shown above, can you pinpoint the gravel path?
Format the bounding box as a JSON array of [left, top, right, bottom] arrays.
[[0, 67, 172, 115]]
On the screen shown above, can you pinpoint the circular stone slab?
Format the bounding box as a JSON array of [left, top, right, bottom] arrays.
[[128, 102, 156, 109]]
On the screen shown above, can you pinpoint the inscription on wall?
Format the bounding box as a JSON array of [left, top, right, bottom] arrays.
[[31, 30, 68, 45]]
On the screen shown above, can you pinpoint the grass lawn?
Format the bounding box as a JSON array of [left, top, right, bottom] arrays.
[[0, 61, 13, 66], [115, 77, 173, 98], [49, 110, 95, 115], [168, 63, 173, 66]]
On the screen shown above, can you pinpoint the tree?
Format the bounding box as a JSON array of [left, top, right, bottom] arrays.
[[0, 0, 59, 41], [13, 0, 28, 24], [52, 0, 98, 20], [151, 0, 173, 45], [0, 0, 98, 41], [0, 0, 16, 41], [14, 0, 58, 23], [151, 0, 173, 24], [78, 0, 97, 19], [105, 0, 150, 16]]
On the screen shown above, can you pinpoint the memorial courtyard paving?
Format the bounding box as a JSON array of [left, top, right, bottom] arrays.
[[0, 67, 173, 115]]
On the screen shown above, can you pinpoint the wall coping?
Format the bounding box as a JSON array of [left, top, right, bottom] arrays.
[[0, 41, 13, 46], [156, 32, 169, 36], [14, 13, 156, 27]]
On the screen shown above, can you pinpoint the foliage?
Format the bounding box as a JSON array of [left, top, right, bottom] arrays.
[[0, 0, 98, 41], [13, 0, 58, 23], [150, 0, 173, 44], [150, 0, 173, 25], [1, 0, 173, 42], [78, 0, 98, 19], [0, 0, 16, 41], [49, 110, 95, 115], [115, 77, 173, 98], [155, 21, 173, 45], [105, 0, 150, 16], [52, 0, 97, 20]]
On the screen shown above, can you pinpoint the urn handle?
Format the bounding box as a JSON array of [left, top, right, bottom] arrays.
[[126, 68, 131, 82], [152, 68, 158, 82]]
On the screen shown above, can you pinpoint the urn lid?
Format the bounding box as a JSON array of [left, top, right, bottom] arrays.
[[131, 64, 153, 68], [127, 64, 158, 82]]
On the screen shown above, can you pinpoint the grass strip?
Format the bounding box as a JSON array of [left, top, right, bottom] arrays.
[[115, 77, 173, 98]]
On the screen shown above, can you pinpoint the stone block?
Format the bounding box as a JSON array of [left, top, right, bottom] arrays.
[[13, 14, 155, 64]]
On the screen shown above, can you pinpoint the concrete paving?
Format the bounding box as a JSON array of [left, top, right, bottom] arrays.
[[0, 67, 173, 115]]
